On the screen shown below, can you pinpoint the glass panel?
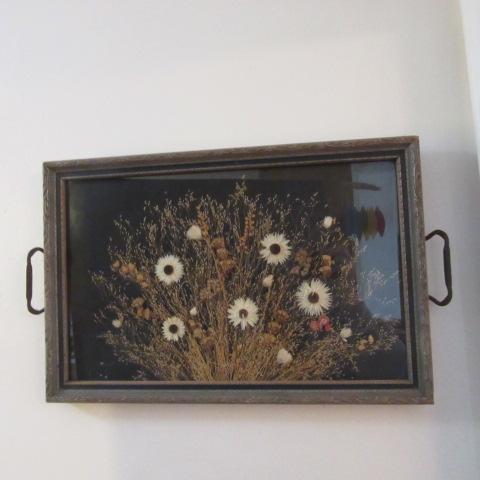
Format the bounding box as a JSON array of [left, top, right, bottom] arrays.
[[67, 160, 408, 382]]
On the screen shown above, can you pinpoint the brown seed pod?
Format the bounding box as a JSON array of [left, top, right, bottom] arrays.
[[120, 265, 129, 275], [199, 288, 211, 301], [238, 235, 247, 251], [216, 248, 229, 260], [320, 265, 333, 279], [300, 267, 310, 277], [220, 259, 236, 275], [128, 263, 136, 274], [357, 339, 368, 351], [135, 307, 144, 318], [295, 249, 310, 266], [211, 237, 226, 250], [143, 308, 151, 320], [136, 273, 145, 282], [112, 260, 121, 270], [193, 328, 203, 339], [321, 255, 334, 267], [207, 279, 221, 292], [201, 336, 215, 352], [140, 281, 149, 289], [268, 321, 281, 335], [290, 265, 301, 276], [274, 309, 290, 325], [132, 297, 145, 308], [260, 333, 277, 345]]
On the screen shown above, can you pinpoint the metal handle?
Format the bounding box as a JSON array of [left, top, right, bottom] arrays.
[[26, 247, 44, 314], [426, 230, 452, 306]]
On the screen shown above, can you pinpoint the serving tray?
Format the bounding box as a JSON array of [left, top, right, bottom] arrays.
[[27, 137, 451, 403]]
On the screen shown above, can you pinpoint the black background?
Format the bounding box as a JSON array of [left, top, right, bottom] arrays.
[[67, 163, 407, 381]]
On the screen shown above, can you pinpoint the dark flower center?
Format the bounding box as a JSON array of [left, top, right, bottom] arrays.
[[239, 309, 249, 318], [164, 264, 174, 275], [169, 324, 178, 333], [269, 243, 281, 255], [308, 292, 320, 304]]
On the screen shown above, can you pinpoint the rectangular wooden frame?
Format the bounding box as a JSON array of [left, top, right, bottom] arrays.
[[44, 136, 433, 403]]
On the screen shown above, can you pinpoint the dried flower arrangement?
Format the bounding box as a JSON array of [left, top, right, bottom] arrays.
[[92, 183, 398, 382]]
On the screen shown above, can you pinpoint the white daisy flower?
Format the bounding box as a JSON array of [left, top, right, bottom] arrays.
[[155, 254, 184, 285], [228, 297, 259, 330], [340, 327, 353, 341], [296, 279, 332, 316], [189, 307, 198, 316], [322, 216, 334, 229], [162, 316, 186, 342], [262, 274, 274, 288], [260, 233, 291, 265], [186, 225, 202, 240], [277, 348, 293, 365]]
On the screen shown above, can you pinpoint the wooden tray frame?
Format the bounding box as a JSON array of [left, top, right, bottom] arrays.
[[43, 136, 433, 404]]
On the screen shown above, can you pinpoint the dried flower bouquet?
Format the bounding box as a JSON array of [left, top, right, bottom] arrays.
[[92, 183, 397, 382]]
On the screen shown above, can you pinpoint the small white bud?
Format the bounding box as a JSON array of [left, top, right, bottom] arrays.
[[276, 348, 293, 365], [112, 319, 123, 328], [322, 216, 334, 229], [186, 225, 202, 240], [340, 327, 353, 340], [262, 275, 274, 288]]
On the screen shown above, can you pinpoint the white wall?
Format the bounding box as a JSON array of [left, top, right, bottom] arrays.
[[460, 0, 480, 155], [1, 1, 479, 479]]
